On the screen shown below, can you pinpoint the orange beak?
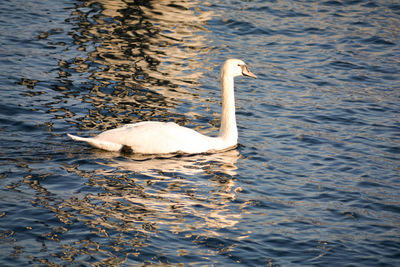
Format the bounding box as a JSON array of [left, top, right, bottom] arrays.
[[241, 65, 257, 79]]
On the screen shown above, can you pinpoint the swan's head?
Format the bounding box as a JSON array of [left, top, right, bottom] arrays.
[[222, 59, 257, 79]]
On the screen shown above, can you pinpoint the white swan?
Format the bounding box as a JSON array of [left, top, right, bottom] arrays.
[[67, 59, 256, 154]]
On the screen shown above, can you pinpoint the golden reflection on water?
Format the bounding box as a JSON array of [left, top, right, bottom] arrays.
[[27, 1, 247, 264], [98, 149, 239, 176], [62, 0, 241, 238], [53, 149, 242, 264], [67, 0, 214, 132]]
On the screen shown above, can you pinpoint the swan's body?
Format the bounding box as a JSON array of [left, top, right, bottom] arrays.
[[68, 59, 256, 154]]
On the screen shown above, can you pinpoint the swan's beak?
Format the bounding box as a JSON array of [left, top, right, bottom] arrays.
[[241, 65, 257, 79]]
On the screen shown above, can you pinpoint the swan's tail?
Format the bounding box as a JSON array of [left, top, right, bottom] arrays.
[[67, 133, 123, 152]]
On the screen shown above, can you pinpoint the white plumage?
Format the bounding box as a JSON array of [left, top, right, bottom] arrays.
[[68, 59, 256, 154]]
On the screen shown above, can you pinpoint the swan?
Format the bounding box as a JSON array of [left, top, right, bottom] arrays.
[[67, 59, 257, 154]]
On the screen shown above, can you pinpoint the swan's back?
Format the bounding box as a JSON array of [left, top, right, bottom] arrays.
[[96, 121, 219, 154]]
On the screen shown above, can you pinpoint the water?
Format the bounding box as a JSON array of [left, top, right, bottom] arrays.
[[0, 0, 399, 266]]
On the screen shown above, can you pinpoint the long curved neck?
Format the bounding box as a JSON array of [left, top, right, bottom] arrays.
[[218, 72, 238, 143]]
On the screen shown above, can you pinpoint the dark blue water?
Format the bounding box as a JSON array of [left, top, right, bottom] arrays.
[[0, 0, 399, 266]]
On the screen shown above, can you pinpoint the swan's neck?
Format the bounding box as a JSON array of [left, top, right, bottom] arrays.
[[218, 73, 238, 143]]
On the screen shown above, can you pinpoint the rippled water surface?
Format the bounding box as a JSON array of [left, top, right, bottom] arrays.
[[1, 0, 399, 266]]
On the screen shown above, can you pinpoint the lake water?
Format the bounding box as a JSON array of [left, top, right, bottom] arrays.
[[0, 0, 399, 266]]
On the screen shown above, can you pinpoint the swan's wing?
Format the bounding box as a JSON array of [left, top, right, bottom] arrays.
[[96, 121, 214, 154], [69, 121, 223, 154]]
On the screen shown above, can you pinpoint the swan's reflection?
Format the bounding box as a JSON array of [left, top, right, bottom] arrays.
[[93, 148, 239, 176], [62, 148, 242, 242]]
